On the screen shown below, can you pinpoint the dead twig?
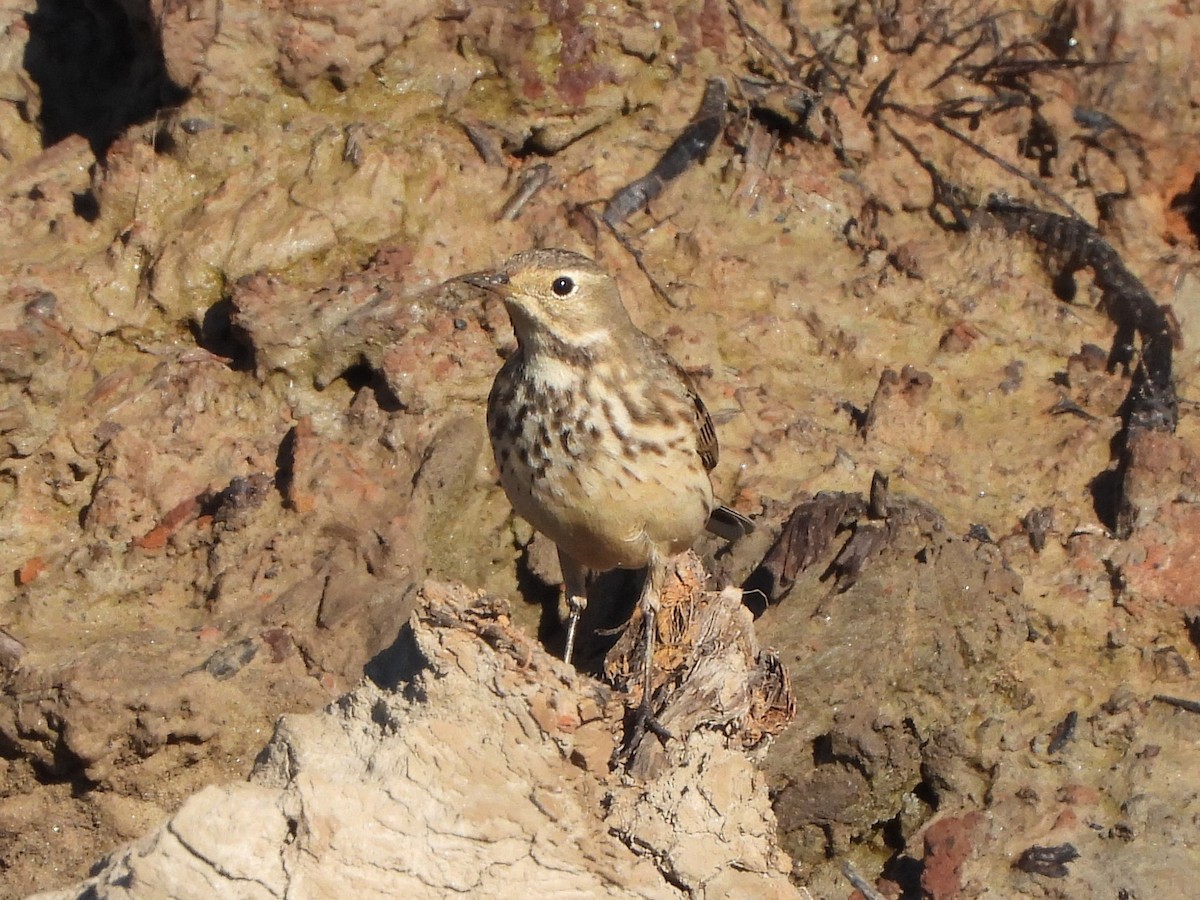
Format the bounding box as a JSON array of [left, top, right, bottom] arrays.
[[766, 1, 853, 96], [880, 104, 1080, 219], [497, 163, 552, 222], [879, 122, 973, 230], [842, 861, 888, 900], [1153, 694, 1200, 714], [576, 204, 679, 309]]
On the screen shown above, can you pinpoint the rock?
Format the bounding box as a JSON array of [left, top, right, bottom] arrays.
[[920, 812, 985, 900], [755, 491, 1026, 891], [34, 582, 806, 899]]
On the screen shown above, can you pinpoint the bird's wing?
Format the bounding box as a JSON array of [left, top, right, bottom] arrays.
[[668, 359, 719, 472], [661, 354, 756, 540], [693, 388, 719, 472]]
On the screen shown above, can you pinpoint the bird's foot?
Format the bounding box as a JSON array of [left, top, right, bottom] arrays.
[[615, 692, 674, 768]]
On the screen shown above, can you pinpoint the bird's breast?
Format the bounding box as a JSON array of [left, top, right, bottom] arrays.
[[486, 355, 713, 571]]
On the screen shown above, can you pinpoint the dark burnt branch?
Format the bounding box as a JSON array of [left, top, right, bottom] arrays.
[[744, 479, 947, 607], [1153, 694, 1200, 715], [590, 78, 729, 308], [924, 115, 1077, 216], [863, 63, 1077, 220], [942, 5, 1014, 44], [873, 2, 953, 55], [602, 77, 727, 227], [986, 195, 1177, 436], [828, 522, 891, 590], [931, 92, 1028, 122], [986, 195, 1178, 537]]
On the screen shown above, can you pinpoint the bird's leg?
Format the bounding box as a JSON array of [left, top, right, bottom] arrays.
[[623, 552, 674, 758], [558, 549, 588, 666]]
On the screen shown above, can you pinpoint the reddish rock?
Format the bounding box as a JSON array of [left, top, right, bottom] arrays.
[[1123, 504, 1200, 608], [133, 496, 201, 551], [921, 812, 984, 900], [16, 556, 45, 586]]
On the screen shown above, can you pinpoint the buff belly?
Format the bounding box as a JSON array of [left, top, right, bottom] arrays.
[[497, 445, 713, 572]]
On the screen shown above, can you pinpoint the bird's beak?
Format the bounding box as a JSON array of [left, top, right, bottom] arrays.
[[463, 271, 511, 294]]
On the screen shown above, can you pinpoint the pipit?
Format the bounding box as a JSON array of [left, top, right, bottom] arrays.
[[465, 248, 753, 744]]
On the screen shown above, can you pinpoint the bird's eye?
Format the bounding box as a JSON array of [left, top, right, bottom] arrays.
[[551, 276, 575, 297]]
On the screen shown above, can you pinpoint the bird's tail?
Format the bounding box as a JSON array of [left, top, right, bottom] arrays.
[[706, 504, 755, 541]]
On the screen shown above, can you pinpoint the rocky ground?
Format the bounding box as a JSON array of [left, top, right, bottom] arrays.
[[2, 1, 1199, 897]]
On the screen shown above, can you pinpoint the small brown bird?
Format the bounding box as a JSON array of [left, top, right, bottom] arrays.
[[465, 249, 753, 738]]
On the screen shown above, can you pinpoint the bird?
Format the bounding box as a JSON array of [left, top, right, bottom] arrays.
[[464, 248, 754, 746]]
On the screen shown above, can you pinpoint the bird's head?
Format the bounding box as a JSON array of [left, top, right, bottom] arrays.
[[465, 249, 635, 357]]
